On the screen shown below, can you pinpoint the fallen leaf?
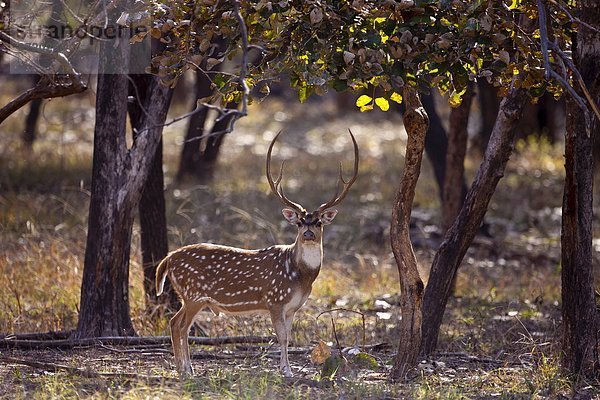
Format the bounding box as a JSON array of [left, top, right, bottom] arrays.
[[310, 340, 331, 365]]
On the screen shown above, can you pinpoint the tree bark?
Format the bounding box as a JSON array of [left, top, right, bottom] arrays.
[[420, 86, 528, 355], [560, 0, 599, 377], [390, 87, 428, 380], [76, 25, 174, 338]]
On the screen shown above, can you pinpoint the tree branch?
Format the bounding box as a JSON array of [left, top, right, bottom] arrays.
[[537, 0, 599, 130], [0, 75, 86, 125], [0, 335, 276, 349]]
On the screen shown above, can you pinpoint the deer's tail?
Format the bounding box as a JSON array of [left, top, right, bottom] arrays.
[[155, 256, 170, 296]]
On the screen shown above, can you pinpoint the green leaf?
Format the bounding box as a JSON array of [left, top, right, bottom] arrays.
[[375, 97, 390, 111], [390, 92, 403, 104], [351, 352, 379, 370], [355, 95, 372, 107]]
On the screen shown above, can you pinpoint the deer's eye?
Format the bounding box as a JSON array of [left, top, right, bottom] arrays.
[[316, 221, 322, 227]]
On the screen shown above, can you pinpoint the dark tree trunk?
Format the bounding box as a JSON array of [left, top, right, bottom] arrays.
[[23, 97, 42, 147], [476, 81, 501, 154], [76, 22, 174, 338], [420, 87, 528, 355], [421, 94, 469, 206], [421, 94, 449, 200], [177, 69, 212, 181], [177, 68, 233, 184], [21, 0, 63, 148], [561, 0, 599, 377], [442, 86, 474, 233], [390, 87, 428, 380], [76, 37, 135, 338], [128, 74, 178, 312]]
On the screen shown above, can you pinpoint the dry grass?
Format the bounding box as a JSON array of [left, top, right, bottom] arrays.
[[0, 78, 599, 398]]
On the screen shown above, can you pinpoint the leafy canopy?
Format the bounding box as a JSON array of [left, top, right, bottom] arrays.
[[144, 0, 573, 110]]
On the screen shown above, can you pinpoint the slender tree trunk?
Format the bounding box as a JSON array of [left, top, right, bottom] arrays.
[[421, 94, 469, 207], [561, 0, 599, 377], [476, 81, 501, 154], [390, 87, 428, 380], [421, 94, 450, 201], [128, 74, 178, 311], [442, 86, 474, 233], [177, 69, 212, 181], [23, 96, 42, 147], [177, 68, 233, 183], [420, 87, 528, 355]]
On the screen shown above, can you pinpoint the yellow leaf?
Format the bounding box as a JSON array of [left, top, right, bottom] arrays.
[[375, 97, 390, 111], [310, 340, 331, 365], [390, 92, 403, 104], [355, 95, 372, 107], [359, 104, 374, 112], [449, 88, 466, 107]]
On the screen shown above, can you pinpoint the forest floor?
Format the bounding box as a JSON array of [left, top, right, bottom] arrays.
[[1, 79, 599, 399]]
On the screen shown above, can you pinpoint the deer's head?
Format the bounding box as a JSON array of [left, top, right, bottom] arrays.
[[266, 130, 359, 245]]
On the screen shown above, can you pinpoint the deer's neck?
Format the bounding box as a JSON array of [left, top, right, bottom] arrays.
[[292, 239, 323, 272]]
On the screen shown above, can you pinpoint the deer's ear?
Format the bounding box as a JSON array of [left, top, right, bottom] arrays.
[[320, 209, 338, 225], [282, 208, 300, 224]]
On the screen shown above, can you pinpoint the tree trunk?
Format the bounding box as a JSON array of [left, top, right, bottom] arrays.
[[128, 74, 178, 312], [177, 69, 212, 181], [76, 21, 174, 338], [442, 86, 474, 233], [420, 87, 528, 355], [177, 68, 233, 183], [421, 94, 449, 201], [390, 87, 428, 380], [476, 81, 501, 154], [561, 0, 599, 377], [75, 34, 135, 338], [23, 96, 42, 147]]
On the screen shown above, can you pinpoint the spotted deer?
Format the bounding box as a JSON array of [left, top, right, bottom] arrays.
[[156, 130, 359, 378]]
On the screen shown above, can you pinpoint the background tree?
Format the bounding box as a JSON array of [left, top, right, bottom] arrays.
[[128, 74, 178, 312], [560, 0, 599, 378]]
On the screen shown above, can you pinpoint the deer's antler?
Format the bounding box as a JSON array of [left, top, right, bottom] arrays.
[[317, 129, 359, 212], [266, 131, 306, 214]]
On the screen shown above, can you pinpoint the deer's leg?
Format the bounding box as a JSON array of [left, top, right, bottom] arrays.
[[179, 302, 204, 376], [285, 310, 295, 345], [270, 308, 292, 377], [169, 305, 188, 376]]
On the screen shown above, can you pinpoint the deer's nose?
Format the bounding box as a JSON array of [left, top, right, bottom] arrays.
[[303, 230, 315, 241]]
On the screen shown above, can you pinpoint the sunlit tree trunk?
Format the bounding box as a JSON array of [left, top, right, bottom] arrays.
[[390, 87, 428, 380], [421, 86, 527, 354]]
